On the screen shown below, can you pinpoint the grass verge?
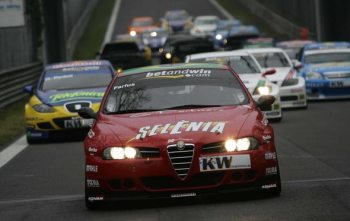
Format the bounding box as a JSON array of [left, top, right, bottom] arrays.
[[0, 98, 27, 147], [217, 0, 289, 40], [73, 0, 116, 60], [0, 0, 115, 147]]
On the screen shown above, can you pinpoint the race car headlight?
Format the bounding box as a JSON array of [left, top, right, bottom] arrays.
[[165, 52, 172, 59], [215, 34, 223, 40], [32, 104, 55, 113], [306, 72, 322, 80], [130, 30, 136, 37], [224, 137, 258, 152], [255, 86, 272, 95], [103, 147, 139, 160]]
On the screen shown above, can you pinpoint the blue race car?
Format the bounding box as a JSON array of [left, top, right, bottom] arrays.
[[140, 28, 168, 53], [298, 42, 350, 99], [212, 19, 241, 49], [161, 10, 192, 33]]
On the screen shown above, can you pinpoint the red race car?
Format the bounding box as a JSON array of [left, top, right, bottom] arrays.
[[128, 17, 158, 37], [79, 63, 281, 209]]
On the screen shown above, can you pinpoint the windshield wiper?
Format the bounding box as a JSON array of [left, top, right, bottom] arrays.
[[106, 109, 160, 114], [163, 104, 223, 110]]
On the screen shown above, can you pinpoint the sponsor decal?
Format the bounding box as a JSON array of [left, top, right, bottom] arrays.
[[113, 83, 135, 90], [88, 196, 104, 202], [45, 74, 73, 81], [88, 129, 95, 138], [171, 192, 197, 198], [29, 132, 42, 137], [265, 152, 276, 160], [293, 101, 306, 105], [52, 61, 102, 69], [88, 147, 97, 153], [49, 91, 104, 102], [62, 66, 100, 72], [265, 111, 280, 116], [144, 69, 211, 79], [199, 154, 251, 172], [64, 118, 82, 128], [266, 166, 278, 175], [135, 120, 227, 140], [262, 135, 272, 142], [261, 184, 277, 189], [261, 116, 269, 126], [86, 165, 98, 172], [86, 179, 100, 188]]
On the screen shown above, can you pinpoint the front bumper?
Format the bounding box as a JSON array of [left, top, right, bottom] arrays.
[[305, 78, 350, 100], [279, 77, 307, 108], [85, 143, 280, 202]]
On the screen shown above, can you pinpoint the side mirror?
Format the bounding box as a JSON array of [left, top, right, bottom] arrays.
[[292, 59, 303, 70], [24, 85, 33, 94], [78, 107, 97, 119], [262, 68, 276, 77], [256, 95, 275, 109]]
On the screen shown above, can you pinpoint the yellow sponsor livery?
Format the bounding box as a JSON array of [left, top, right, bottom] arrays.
[[24, 60, 114, 143]]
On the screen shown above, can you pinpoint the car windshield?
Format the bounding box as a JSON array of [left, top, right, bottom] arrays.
[[166, 12, 187, 20], [253, 52, 290, 68], [195, 19, 217, 26], [189, 56, 260, 74], [176, 42, 214, 57], [103, 68, 249, 114], [304, 52, 350, 64], [41, 66, 113, 91], [132, 20, 153, 27], [102, 43, 139, 55]]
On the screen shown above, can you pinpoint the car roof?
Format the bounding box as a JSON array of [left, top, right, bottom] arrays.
[[188, 51, 250, 60], [304, 48, 350, 55], [45, 60, 111, 70], [237, 47, 285, 53], [121, 63, 227, 75], [132, 17, 153, 21], [304, 42, 350, 51], [195, 15, 219, 20]]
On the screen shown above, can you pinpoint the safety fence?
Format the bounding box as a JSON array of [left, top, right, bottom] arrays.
[[0, 62, 42, 108]]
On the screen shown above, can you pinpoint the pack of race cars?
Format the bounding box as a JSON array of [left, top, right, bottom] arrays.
[[23, 9, 350, 209]]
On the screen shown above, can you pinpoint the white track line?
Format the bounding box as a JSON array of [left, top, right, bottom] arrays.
[[101, 0, 122, 50], [0, 135, 27, 169], [209, 0, 234, 19]]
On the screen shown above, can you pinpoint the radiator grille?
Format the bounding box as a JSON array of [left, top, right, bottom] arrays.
[[167, 144, 194, 179]]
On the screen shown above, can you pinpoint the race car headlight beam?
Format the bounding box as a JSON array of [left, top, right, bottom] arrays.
[[103, 147, 140, 160], [225, 137, 258, 152], [255, 86, 272, 95], [32, 104, 55, 113], [306, 72, 322, 80]]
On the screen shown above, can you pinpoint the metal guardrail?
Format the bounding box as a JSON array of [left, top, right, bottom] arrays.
[[0, 62, 42, 109]]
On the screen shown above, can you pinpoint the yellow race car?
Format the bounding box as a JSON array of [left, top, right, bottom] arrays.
[[24, 60, 115, 143]]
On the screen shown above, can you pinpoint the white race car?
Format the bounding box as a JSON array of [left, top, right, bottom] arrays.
[[238, 48, 307, 109], [190, 15, 220, 37], [186, 51, 283, 121]]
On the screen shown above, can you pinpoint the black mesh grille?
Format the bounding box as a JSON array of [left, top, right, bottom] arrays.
[[141, 172, 224, 189], [167, 144, 194, 179], [139, 147, 160, 158], [202, 142, 225, 154], [65, 102, 90, 113], [37, 122, 54, 130], [281, 95, 298, 101]]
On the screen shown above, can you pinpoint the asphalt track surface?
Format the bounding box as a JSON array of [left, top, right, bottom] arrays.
[[1, 0, 350, 220]]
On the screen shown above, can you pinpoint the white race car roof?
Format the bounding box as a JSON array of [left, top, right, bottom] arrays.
[[237, 47, 286, 53], [194, 15, 219, 21], [186, 50, 250, 61]]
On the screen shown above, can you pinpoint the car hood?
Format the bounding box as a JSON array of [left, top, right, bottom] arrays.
[[96, 106, 254, 147], [36, 88, 106, 106], [239, 74, 265, 93]]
